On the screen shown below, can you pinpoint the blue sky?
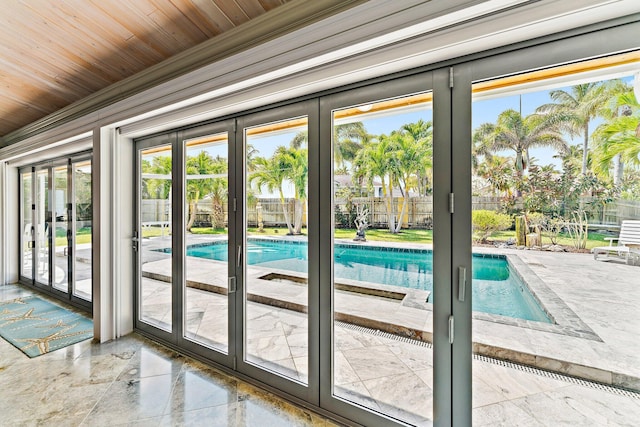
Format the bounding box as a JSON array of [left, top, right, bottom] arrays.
[[192, 74, 633, 177]]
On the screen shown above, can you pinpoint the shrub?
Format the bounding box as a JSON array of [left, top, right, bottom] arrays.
[[472, 210, 512, 243]]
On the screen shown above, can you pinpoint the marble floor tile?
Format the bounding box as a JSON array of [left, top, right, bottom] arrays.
[[472, 400, 546, 426], [3, 283, 640, 426], [341, 345, 411, 382]]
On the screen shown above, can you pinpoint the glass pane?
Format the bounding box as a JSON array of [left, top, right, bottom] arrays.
[[52, 165, 69, 292], [73, 160, 92, 301], [184, 133, 229, 352], [470, 54, 640, 424], [35, 169, 49, 285], [332, 93, 434, 425], [21, 171, 33, 279], [244, 117, 309, 384], [140, 145, 173, 332]]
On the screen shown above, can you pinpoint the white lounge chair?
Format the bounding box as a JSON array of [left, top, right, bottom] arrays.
[[592, 220, 640, 265]]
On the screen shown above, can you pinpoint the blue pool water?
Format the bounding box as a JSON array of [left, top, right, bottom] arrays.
[[183, 239, 550, 323]]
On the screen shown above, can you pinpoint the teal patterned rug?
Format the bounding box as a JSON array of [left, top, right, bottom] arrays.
[[0, 296, 93, 357]]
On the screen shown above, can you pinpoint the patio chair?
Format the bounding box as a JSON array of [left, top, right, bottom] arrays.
[[592, 220, 640, 265]]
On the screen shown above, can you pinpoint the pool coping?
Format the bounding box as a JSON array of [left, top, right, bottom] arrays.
[[142, 235, 638, 391], [180, 236, 602, 341]]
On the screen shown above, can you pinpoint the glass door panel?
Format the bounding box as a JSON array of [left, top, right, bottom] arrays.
[[469, 53, 640, 423], [330, 91, 435, 425], [21, 171, 34, 279], [19, 157, 93, 309], [184, 132, 229, 353], [72, 160, 92, 301], [35, 169, 50, 286], [139, 144, 173, 332], [52, 165, 69, 292], [244, 116, 310, 384]]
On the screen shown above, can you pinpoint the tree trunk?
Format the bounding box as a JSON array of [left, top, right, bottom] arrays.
[[279, 191, 294, 234], [613, 154, 623, 185], [394, 195, 409, 233], [383, 181, 396, 233], [581, 124, 589, 175], [187, 201, 196, 231], [293, 198, 304, 234], [211, 197, 224, 229]]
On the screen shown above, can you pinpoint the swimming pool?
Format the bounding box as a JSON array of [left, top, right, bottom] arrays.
[[183, 239, 550, 323]]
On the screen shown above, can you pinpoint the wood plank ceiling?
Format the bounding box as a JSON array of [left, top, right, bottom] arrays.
[[0, 0, 291, 138]]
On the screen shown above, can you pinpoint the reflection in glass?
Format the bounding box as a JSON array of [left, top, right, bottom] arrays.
[[139, 145, 173, 331], [184, 133, 229, 352], [52, 165, 69, 292], [73, 160, 92, 301], [35, 169, 50, 285], [21, 171, 33, 279], [332, 93, 434, 425], [244, 117, 309, 384]]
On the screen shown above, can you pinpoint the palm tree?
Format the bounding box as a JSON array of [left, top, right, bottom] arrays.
[[334, 122, 368, 169], [353, 120, 433, 233], [399, 120, 433, 196], [592, 80, 632, 184], [141, 155, 172, 200], [473, 109, 568, 186], [208, 156, 228, 229], [592, 91, 640, 178], [536, 83, 609, 175], [353, 137, 397, 232], [291, 122, 368, 171], [186, 150, 220, 231], [275, 145, 308, 234], [475, 155, 514, 197], [250, 154, 294, 234]]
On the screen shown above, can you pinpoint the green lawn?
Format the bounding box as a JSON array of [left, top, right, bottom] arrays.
[[54, 227, 92, 247], [147, 226, 608, 250]]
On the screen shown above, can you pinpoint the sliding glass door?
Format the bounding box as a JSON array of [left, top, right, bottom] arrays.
[[235, 101, 318, 402], [134, 121, 237, 368], [72, 159, 93, 301], [179, 120, 235, 368], [52, 164, 69, 292], [462, 46, 640, 425], [135, 136, 175, 337], [19, 154, 93, 308], [20, 170, 34, 280], [317, 70, 457, 426], [133, 74, 457, 425]]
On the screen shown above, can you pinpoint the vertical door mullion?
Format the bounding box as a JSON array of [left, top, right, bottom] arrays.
[[432, 67, 454, 427], [47, 166, 53, 288], [307, 99, 321, 405], [30, 167, 36, 284], [228, 119, 239, 369], [172, 134, 184, 344], [67, 158, 73, 297], [449, 66, 473, 426], [233, 117, 243, 372]]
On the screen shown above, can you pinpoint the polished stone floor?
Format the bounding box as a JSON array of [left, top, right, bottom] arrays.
[[0, 284, 338, 427], [2, 283, 640, 426]]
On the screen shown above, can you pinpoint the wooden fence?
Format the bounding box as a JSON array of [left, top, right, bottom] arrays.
[[141, 196, 640, 229]]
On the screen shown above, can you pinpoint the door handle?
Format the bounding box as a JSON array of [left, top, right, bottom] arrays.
[[458, 266, 466, 302], [132, 232, 140, 251], [237, 245, 242, 267]]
